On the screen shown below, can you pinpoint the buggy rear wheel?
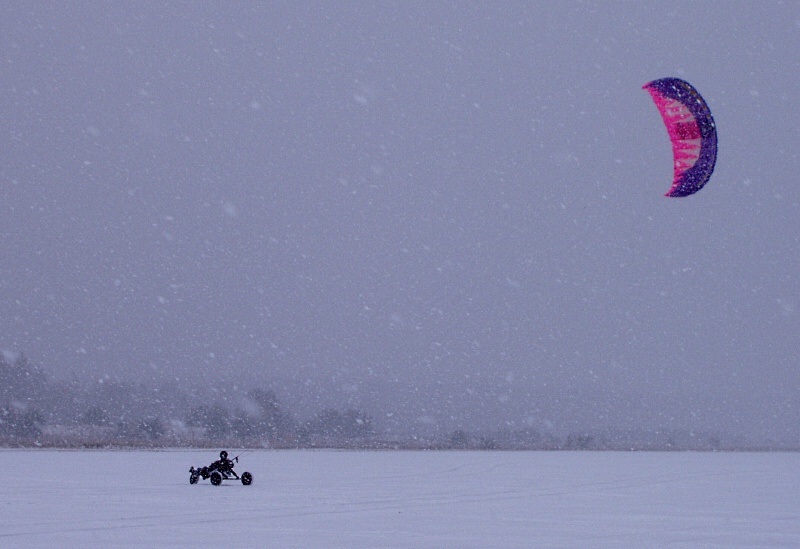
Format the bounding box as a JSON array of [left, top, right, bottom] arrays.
[[241, 472, 252, 485], [210, 472, 222, 486]]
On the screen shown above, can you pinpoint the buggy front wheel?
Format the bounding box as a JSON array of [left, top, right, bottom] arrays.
[[190, 471, 199, 484], [241, 472, 253, 485], [210, 472, 222, 486]]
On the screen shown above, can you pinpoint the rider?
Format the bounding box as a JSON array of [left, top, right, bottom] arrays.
[[210, 450, 236, 476]]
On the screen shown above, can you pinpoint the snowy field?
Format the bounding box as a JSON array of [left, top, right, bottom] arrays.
[[1, 450, 798, 548]]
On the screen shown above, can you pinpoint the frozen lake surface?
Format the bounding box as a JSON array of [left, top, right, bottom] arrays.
[[2, 450, 798, 547]]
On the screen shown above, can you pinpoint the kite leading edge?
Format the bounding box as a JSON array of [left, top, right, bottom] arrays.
[[643, 78, 717, 197]]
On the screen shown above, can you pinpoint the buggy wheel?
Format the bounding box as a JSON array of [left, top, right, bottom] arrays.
[[210, 472, 222, 486], [241, 472, 252, 485], [190, 471, 199, 484]]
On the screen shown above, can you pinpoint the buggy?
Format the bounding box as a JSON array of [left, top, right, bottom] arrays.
[[190, 450, 253, 486]]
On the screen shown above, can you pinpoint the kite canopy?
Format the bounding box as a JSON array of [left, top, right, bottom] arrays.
[[643, 78, 717, 197]]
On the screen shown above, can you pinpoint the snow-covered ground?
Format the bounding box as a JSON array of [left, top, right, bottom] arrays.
[[1, 450, 798, 547]]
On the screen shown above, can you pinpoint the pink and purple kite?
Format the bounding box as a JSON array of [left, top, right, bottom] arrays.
[[643, 78, 717, 197]]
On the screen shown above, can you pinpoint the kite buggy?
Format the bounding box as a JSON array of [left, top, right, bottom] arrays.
[[190, 450, 253, 486]]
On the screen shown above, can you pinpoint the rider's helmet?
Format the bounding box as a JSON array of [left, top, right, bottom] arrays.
[[220, 450, 228, 460]]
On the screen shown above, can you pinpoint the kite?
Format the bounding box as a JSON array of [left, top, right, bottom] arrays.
[[643, 77, 717, 197]]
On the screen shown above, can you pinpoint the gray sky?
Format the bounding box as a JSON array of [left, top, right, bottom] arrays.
[[2, 1, 799, 441]]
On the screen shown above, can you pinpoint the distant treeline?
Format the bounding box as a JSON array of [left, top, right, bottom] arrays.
[[0, 352, 775, 451], [0, 351, 375, 448]]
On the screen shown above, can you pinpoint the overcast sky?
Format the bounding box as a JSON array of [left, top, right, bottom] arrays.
[[2, 1, 799, 440]]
